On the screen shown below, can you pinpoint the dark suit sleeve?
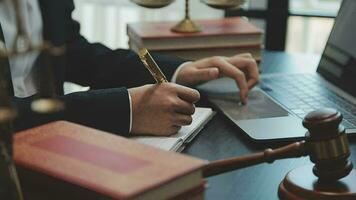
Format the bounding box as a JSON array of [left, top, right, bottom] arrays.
[[13, 87, 131, 136], [63, 1, 186, 89], [15, 0, 186, 136]]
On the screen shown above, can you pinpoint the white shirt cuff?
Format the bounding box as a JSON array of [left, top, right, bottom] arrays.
[[171, 61, 192, 83], [128, 91, 133, 133]]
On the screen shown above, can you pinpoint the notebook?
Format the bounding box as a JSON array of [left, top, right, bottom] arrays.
[[132, 107, 215, 151]]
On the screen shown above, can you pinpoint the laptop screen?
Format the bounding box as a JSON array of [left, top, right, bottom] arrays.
[[317, 0, 356, 96]]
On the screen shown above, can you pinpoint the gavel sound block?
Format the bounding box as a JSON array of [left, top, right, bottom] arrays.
[[202, 108, 356, 200]]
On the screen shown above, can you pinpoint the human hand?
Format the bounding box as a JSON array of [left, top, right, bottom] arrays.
[[175, 53, 259, 104], [128, 83, 200, 136]]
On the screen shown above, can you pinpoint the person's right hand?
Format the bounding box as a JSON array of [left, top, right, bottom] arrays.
[[128, 83, 200, 136], [175, 53, 259, 104]]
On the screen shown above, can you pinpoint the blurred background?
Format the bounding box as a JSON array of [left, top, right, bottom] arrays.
[[72, 0, 342, 54]]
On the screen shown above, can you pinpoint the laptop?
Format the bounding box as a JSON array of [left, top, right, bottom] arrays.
[[197, 0, 356, 142]]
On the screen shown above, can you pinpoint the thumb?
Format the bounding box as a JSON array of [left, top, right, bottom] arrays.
[[194, 67, 219, 83]]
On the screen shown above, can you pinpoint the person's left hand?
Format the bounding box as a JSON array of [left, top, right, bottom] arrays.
[[175, 53, 259, 104]]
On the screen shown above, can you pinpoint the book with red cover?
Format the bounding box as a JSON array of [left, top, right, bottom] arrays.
[[127, 17, 264, 50], [129, 40, 262, 61], [14, 121, 206, 200]]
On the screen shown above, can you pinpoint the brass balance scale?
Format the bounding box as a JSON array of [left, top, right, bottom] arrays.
[[0, 0, 66, 199], [131, 0, 246, 33]]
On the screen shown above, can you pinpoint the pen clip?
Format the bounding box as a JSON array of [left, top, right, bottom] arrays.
[[139, 48, 168, 83], [141, 58, 162, 83]]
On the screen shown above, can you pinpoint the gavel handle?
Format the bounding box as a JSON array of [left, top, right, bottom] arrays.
[[203, 141, 307, 178]]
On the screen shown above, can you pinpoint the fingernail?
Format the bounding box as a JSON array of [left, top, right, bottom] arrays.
[[210, 68, 219, 78]]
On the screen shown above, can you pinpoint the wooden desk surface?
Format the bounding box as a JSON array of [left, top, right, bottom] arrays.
[[183, 51, 356, 200]]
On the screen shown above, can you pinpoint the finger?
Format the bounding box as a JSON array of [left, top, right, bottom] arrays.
[[210, 57, 249, 103], [192, 67, 220, 84], [163, 126, 182, 136], [174, 114, 193, 126], [191, 57, 249, 103], [170, 125, 182, 135], [235, 73, 248, 104], [174, 99, 195, 115], [228, 56, 259, 88], [190, 57, 218, 69], [227, 56, 259, 89], [235, 53, 253, 59], [247, 77, 259, 89], [175, 85, 201, 103]]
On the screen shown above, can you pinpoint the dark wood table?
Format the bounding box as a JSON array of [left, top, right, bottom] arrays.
[[183, 51, 356, 200]]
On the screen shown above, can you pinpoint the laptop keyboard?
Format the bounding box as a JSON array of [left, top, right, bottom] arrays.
[[260, 74, 356, 129]]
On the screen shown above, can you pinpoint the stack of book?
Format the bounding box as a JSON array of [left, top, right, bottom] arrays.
[[127, 17, 264, 61], [14, 121, 206, 200]]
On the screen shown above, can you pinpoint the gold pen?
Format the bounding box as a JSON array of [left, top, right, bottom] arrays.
[[138, 48, 168, 83]]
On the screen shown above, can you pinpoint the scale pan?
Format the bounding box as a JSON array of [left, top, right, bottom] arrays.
[[202, 0, 246, 9], [131, 0, 175, 8]]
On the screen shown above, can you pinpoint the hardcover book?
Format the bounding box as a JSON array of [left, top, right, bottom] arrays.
[[127, 17, 264, 51], [129, 41, 262, 61], [14, 121, 206, 200]]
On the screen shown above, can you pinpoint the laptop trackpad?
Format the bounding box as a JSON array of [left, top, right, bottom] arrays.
[[209, 90, 289, 120], [209, 90, 306, 141]]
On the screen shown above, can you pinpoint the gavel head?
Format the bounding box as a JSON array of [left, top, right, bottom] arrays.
[[303, 108, 353, 182]]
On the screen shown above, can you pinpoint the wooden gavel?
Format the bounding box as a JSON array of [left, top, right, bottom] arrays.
[[203, 108, 353, 182]]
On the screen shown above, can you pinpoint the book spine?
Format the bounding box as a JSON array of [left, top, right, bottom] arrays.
[[169, 182, 205, 200], [128, 34, 263, 51], [149, 47, 262, 61], [17, 166, 108, 200]]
